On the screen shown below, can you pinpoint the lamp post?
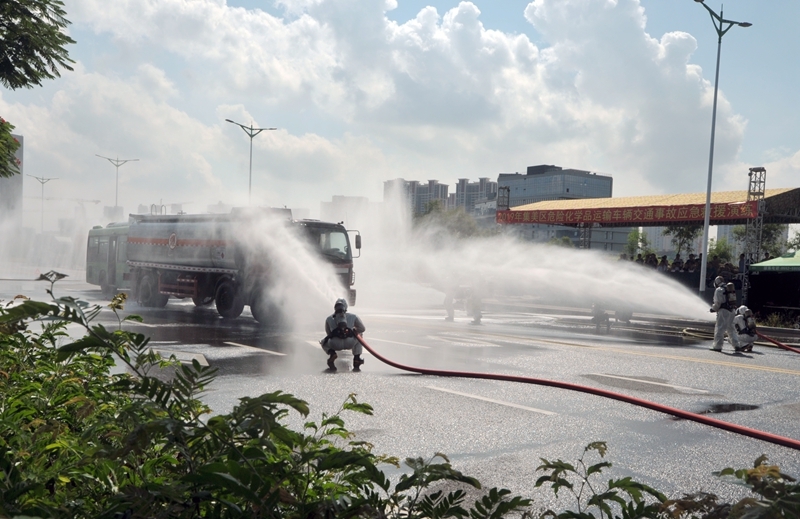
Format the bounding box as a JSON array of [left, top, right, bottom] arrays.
[[694, 0, 751, 293], [225, 118, 277, 206], [96, 155, 139, 208], [27, 175, 57, 233]]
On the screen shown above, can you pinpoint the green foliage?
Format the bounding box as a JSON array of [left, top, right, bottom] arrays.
[[0, 0, 76, 90], [788, 230, 800, 252], [548, 236, 575, 248], [707, 237, 733, 263], [757, 312, 799, 329], [5, 282, 800, 518], [0, 286, 532, 518], [661, 455, 800, 519], [732, 224, 790, 258], [1, 0, 76, 178], [534, 441, 666, 519], [414, 203, 490, 239], [661, 225, 702, 257], [624, 229, 654, 258], [0, 117, 21, 178]]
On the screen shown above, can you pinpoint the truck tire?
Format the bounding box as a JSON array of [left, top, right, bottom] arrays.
[[250, 295, 282, 326], [99, 272, 114, 299], [192, 296, 214, 307], [215, 280, 244, 319], [138, 274, 169, 308]]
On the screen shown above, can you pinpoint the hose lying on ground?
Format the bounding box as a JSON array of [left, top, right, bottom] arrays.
[[355, 334, 800, 451], [682, 328, 800, 354], [755, 331, 800, 354]]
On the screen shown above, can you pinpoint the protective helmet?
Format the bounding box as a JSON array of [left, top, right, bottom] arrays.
[[737, 305, 749, 316], [714, 276, 725, 288], [334, 298, 348, 312]]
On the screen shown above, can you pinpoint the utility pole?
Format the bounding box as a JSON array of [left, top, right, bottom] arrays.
[[225, 118, 277, 205], [693, 0, 752, 292], [96, 155, 139, 208], [27, 175, 57, 233]]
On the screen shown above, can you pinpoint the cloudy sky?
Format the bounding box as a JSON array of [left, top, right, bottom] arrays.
[[3, 0, 799, 229]]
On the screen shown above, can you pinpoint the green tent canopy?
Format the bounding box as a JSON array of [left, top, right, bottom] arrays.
[[749, 251, 800, 272]]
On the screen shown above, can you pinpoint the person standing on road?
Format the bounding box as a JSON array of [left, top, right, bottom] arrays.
[[733, 305, 757, 353], [710, 276, 741, 352], [320, 298, 367, 371]]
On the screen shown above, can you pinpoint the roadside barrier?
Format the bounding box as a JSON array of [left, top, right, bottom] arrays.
[[355, 334, 800, 451]]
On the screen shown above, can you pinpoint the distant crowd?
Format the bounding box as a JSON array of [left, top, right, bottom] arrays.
[[618, 251, 774, 287]]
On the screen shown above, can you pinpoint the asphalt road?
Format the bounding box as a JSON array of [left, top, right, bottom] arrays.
[[4, 275, 800, 511]]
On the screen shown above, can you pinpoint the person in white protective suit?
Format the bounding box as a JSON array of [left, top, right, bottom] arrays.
[[320, 298, 366, 371], [710, 276, 741, 352], [733, 305, 757, 353]]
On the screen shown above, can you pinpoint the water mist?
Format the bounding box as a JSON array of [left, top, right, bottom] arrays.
[[237, 194, 713, 338]]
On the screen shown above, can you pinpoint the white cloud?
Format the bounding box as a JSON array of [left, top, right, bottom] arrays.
[[6, 0, 780, 232], [2, 63, 390, 228]]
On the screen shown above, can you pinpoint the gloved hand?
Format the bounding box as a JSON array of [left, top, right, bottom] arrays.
[[709, 308, 716, 313]]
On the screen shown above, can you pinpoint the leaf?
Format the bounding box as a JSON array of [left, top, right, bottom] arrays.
[[56, 336, 109, 360], [182, 471, 260, 502], [0, 300, 59, 323], [586, 461, 612, 476]]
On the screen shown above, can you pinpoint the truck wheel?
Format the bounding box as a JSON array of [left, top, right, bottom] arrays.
[[250, 296, 282, 326], [138, 274, 169, 308], [216, 280, 244, 319], [192, 296, 214, 307], [99, 272, 114, 299]]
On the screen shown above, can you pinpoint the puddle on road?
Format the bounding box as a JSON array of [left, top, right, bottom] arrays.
[[696, 403, 760, 414], [670, 402, 760, 421]]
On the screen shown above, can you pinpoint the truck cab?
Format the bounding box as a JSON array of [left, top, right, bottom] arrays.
[[296, 220, 360, 305]]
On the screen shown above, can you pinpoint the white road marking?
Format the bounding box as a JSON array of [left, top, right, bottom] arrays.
[[152, 349, 209, 367], [588, 373, 708, 393], [425, 386, 556, 415], [435, 335, 501, 348], [368, 337, 431, 349], [224, 341, 286, 356]]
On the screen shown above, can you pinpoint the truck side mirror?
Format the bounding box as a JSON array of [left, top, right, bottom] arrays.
[[355, 235, 361, 249]]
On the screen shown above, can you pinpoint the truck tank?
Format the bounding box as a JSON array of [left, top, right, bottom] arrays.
[[125, 208, 358, 323], [127, 214, 239, 270]]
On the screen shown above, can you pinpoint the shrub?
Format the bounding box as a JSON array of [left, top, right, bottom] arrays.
[[0, 281, 531, 518]]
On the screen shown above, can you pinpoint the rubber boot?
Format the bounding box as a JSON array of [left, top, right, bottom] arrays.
[[327, 351, 337, 371], [353, 354, 364, 372]]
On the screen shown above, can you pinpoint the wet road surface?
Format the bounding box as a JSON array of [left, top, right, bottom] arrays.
[[5, 277, 800, 508]]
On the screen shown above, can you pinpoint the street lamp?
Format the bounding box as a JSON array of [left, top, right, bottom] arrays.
[[694, 0, 751, 293], [225, 118, 277, 206], [27, 174, 57, 233], [96, 155, 139, 208]]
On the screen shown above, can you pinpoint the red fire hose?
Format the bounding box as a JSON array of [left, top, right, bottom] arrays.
[[355, 334, 800, 451], [756, 331, 800, 354]]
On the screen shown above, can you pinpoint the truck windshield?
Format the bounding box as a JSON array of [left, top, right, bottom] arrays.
[[304, 228, 351, 261]]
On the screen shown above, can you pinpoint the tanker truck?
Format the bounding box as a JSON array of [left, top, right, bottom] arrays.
[[124, 208, 360, 323]]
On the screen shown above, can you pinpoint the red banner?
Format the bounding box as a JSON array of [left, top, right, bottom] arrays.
[[496, 201, 758, 225]]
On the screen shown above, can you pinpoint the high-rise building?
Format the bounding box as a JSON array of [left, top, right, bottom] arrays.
[[716, 225, 743, 259], [0, 134, 23, 231], [455, 177, 497, 213], [383, 178, 449, 216], [498, 164, 613, 208], [497, 164, 627, 251]]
